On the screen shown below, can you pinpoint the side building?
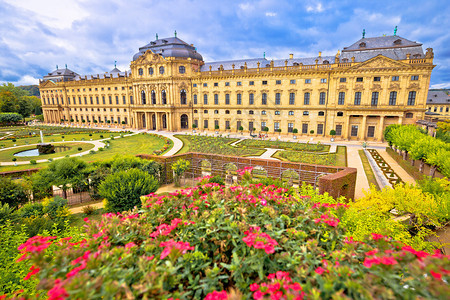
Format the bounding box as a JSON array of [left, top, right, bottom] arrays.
[[39, 34, 435, 140]]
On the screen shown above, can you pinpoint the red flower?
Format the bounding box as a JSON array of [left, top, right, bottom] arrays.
[[430, 270, 442, 280], [371, 233, 384, 240], [23, 265, 40, 280], [48, 280, 68, 300], [159, 239, 194, 259], [314, 267, 325, 275]]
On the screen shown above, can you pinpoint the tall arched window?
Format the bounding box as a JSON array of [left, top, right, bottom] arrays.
[[151, 90, 156, 104], [180, 114, 189, 129], [180, 89, 187, 105], [138, 68, 143, 75], [149, 67, 154, 75], [141, 90, 146, 104], [159, 66, 165, 74], [161, 90, 167, 105]]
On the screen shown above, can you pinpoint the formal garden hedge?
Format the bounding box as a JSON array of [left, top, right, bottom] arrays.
[[175, 135, 263, 156], [384, 124, 450, 177], [238, 139, 329, 152], [4, 171, 449, 299]]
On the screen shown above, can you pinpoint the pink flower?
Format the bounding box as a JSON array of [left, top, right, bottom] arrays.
[[159, 239, 194, 259], [48, 280, 68, 300], [371, 233, 384, 240], [430, 270, 442, 280], [314, 267, 325, 275], [23, 265, 40, 280], [313, 214, 340, 227], [125, 242, 137, 249], [205, 290, 228, 300], [250, 283, 259, 291]]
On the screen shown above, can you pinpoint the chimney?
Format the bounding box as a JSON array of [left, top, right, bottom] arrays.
[[319, 51, 322, 57], [289, 54, 293, 59], [406, 53, 411, 59]]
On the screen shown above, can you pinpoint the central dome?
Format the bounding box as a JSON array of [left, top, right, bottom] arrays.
[[132, 37, 203, 61]]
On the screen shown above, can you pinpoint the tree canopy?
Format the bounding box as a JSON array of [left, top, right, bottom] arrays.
[[0, 83, 42, 119]]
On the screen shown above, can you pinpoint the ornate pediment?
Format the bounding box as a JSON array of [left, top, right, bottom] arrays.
[[337, 84, 348, 91], [40, 80, 58, 88], [133, 50, 166, 65], [389, 83, 400, 90], [407, 83, 421, 89], [349, 55, 410, 70]]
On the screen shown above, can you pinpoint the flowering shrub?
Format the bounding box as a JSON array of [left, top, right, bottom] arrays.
[[9, 182, 450, 299]]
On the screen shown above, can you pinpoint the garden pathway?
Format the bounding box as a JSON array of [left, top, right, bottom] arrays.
[[346, 147, 370, 199], [377, 149, 416, 184], [143, 131, 183, 156]]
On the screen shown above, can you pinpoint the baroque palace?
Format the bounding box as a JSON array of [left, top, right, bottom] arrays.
[[39, 32, 435, 140]]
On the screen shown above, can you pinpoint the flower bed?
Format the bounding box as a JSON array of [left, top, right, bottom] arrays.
[[239, 139, 329, 152], [12, 180, 449, 299], [276, 150, 337, 166], [176, 135, 263, 156]]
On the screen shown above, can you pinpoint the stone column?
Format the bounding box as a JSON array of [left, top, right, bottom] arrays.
[[167, 112, 173, 131], [377, 116, 385, 141], [155, 113, 159, 130], [398, 116, 403, 125], [359, 115, 367, 140], [146, 112, 151, 130], [342, 115, 351, 139]]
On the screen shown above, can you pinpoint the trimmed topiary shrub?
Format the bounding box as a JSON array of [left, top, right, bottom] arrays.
[[99, 168, 159, 213]]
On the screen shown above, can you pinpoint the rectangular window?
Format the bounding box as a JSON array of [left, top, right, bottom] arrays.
[[320, 78, 327, 83], [407, 91, 416, 105], [123, 96, 126, 104], [351, 125, 358, 137], [109, 96, 112, 105], [102, 96, 105, 104], [411, 75, 419, 81], [374, 77, 381, 81], [225, 94, 230, 105], [118, 117, 121, 124], [193, 83, 197, 87], [78, 97, 82, 104], [304, 93, 310, 105], [225, 82, 230, 86], [203, 120, 208, 128], [237, 94, 242, 105], [237, 121, 242, 130], [67, 97, 71, 105], [356, 77, 363, 82], [124, 117, 128, 124], [225, 120, 230, 129], [214, 82, 218, 87], [367, 126, 375, 138], [340, 78, 347, 82], [95, 96, 99, 104], [262, 80, 268, 85], [203, 83, 208, 87], [214, 120, 219, 128], [237, 81, 242, 86], [389, 91, 397, 106], [276, 80, 281, 85], [371, 92, 379, 106], [261, 122, 266, 131], [338, 92, 345, 105], [262, 93, 267, 105], [335, 125, 342, 136], [392, 76, 399, 81], [275, 93, 281, 105], [317, 124, 324, 135], [290, 79, 296, 84], [274, 122, 280, 131], [90, 97, 93, 104], [249, 121, 254, 131], [203, 94, 208, 105], [130, 96, 133, 104], [302, 123, 308, 134], [249, 93, 254, 105], [214, 94, 219, 105], [289, 93, 295, 105], [319, 92, 326, 105], [193, 94, 197, 105], [354, 92, 361, 105], [84, 97, 87, 104], [288, 123, 294, 133], [305, 79, 311, 84], [116, 96, 119, 105], [249, 81, 254, 86]]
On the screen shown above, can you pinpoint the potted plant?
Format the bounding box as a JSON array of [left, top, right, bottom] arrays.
[[330, 129, 336, 142], [310, 130, 315, 135], [192, 123, 197, 133], [276, 128, 282, 136], [121, 121, 126, 129], [239, 126, 244, 135], [215, 124, 220, 134], [292, 128, 298, 139], [226, 126, 231, 132]]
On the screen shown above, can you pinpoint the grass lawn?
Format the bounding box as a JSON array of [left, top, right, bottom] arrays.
[[358, 150, 380, 190], [336, 146, 347, 167], [174, 134, 264, 156], [0, 142, 95, 162], [0, 134, 172, 172], [272, 146, 347, 167], [70, 209, 104, 228]]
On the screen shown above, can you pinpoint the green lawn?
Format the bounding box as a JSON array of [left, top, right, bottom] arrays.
[[272, 146, 347, 167], [238, 139, 330, 152], [0, 142, 95, 162], [0, 134, 172, 172], [358, 149, 380, 190]]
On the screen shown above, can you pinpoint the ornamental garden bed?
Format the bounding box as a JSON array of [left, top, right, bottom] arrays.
[[273, 146, 347, 167], [11, 181, 449, 299], [367, 149, 403, 185], [239, 139, 330, 152]]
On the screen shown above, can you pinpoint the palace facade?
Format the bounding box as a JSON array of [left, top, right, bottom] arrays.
[[39, 34, 435, 140]]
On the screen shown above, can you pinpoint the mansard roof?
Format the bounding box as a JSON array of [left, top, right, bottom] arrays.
[[427, 90, 450, 104], [342, 35, 422, 52], [133, 37, 203, 61]]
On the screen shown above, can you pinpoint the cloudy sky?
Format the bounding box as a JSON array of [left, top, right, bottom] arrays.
[[0, 0, 449, 88]]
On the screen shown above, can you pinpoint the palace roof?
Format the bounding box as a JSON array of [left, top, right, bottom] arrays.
[[132, 37, 203, 61], [427, 90, 450, 104]]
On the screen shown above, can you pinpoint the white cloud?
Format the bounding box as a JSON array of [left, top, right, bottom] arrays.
[[265, 12, 277, 17], [431, 83, 450, 89], [6, 75, 40, 86], [306, 3, 324, 13]]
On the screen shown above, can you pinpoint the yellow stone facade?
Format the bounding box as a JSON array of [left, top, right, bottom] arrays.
[[39, 35, 435, 141]]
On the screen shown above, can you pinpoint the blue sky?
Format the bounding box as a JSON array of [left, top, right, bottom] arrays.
[[0, 0, 449, 88]]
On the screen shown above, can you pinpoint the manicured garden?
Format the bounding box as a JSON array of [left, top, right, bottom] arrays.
[[2, 171, 449, 299], [274, 146, 347, 167], [174, 134, 264, 156], [238, 139, 330, 152]]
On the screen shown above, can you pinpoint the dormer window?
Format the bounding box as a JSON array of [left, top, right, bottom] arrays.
[[323, 60, 329, 64], [162, 39, 168, 43], [293, 62, 299, 66], [342, 58, 349, 63], [359, 42, 366, 48], [265, 64, 270, 68], [393, 39, 402, 45], [413, 54, 421, 59], [151, 42, 156, 45]]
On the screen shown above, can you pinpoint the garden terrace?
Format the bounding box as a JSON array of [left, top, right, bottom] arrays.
[[138, 152, 356, 200]]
